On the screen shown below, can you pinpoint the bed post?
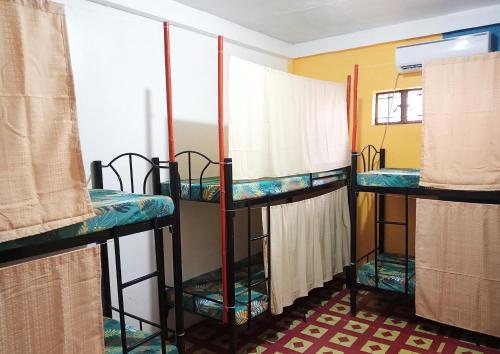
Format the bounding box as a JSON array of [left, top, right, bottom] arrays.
[[216, 34, 231, 329], [379, 149, 386, 254], [224, 158, 236, 353], [346, 74, 351, 128], [91, 160, 112, 318], [169, 161, 185, 353], [349, 153, 358, 316], [163, 22, 175, 161], [351, 64, 359, 152]]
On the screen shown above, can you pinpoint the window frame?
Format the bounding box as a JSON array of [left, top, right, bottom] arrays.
[[374, 87, 422, 125]]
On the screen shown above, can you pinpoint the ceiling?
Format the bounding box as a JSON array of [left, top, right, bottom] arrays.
[[172, 0, 500, 43]]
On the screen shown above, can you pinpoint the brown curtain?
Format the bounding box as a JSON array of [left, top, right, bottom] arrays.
[[0, 0, 94, 243], [0, 247, 104, 354], [420, 52, 500, 190], [415, 199, 500, 337]]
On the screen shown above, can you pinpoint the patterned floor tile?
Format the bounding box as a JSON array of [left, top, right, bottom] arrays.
[[315, 346, 344, 354], [360, 340, 390, 353], [316, 313, 341, 326], [356, 310, 378, 322], [454, 346, 485, 354], [330, 303, 350, 315], [301, 324, 328, 339], [343, 320, 370, 334], [398, 349, 420, 354], [283, 337, 313, 353], [406, 335, 433, 350], [373, 327, 400, 341], [329, 332, 358, 348], [383, 317, 408, 328]]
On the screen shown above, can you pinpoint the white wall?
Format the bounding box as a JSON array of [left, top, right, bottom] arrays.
[[58, 0, 287, 329]]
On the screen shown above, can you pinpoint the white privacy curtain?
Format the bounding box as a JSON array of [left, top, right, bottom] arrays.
[[262, 187, 350, 314], [229, 57, 350, 180]]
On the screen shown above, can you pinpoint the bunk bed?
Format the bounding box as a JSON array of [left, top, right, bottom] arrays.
[[0, 153, 184, 354], [159, 34, 352, 354], [347, 145, 500, 315]]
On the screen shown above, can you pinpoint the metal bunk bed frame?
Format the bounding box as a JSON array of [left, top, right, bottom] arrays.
[[0, 153, 185, 354], [165, 36, 353, 354], [347, 148, 500, 317]]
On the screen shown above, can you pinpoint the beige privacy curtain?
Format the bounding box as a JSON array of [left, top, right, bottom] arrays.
[[229, 56, 350, 180], [0, 0, 94, 242], [415, 199, 500, 337], [0, 247, 104, 354], [262, 187, 350, 314], [420, 52, 500, 190]]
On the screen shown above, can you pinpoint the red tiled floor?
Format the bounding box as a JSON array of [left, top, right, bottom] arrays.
[[184, 283, 500, 353]]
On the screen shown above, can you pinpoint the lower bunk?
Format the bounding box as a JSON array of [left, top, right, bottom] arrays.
[[167, 254, 268, 326], [104, 317, 178, 354], [357, 253, 415, 295]]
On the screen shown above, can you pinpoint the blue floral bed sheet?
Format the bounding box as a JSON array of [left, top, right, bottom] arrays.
[[167, 253, 268, 326], [357, 253, 416, 294], [0, 189, 174, 252], [357, 168, 420, 188], [162, 168, 348, 202], [104, 317, 178, 354]]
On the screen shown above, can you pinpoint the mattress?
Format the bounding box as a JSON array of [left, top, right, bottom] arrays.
[[161, 168, 347, 202], [357, 253, 416, 294], [104, 317, 178, 354], [0, 189, 174, 252], [168, 254, 268, 325], [357, 168, 420, 188]]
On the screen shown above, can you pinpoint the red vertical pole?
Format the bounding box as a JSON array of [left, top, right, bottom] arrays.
[[217, 35, 228, 323], [346, 74, 351, 128], [163, 22, 175, 161], [352, 64, 359, 152]]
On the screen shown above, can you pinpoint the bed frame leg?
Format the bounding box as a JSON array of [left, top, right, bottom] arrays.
[[100, 242, 112, 318], [349, 153, 358, 316], [224, 158, 237, 354], [168, 161, 185, 353], [154, 226, 168, 354]]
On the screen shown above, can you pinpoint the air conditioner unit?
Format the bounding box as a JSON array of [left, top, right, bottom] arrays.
[[396, 32, 491, 73]]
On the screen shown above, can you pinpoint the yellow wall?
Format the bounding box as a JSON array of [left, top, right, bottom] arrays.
[[289, 35, 441, 257]]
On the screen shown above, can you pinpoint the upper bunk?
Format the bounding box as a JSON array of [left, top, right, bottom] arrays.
[[352, 145, 500, 203], [160, 150, 348, 207], [0, 153, 179, 264]]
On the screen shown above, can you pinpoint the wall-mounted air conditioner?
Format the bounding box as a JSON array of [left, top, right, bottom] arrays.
[[396, 32, 491, 73]]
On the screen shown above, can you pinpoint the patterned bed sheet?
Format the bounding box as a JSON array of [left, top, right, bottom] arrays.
[[104, 317, 177, 354], [167, 253, 268, 326], [0, 189, 174, 252], [357, 168, 420, 188], [161, 168, 348, 202], [357, 253, 416, 294]]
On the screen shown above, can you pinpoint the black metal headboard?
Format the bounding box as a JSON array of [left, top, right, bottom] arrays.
[[90, 153, 174, 195], [357, 145, 386, 171]]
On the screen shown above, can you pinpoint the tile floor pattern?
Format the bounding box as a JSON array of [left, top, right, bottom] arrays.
[[183, 284, 500, 354]]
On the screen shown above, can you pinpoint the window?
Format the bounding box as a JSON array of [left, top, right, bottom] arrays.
[[374, 88, 422, 125]]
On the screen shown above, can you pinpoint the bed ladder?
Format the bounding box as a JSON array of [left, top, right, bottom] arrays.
[[374, 191, 411, 295], [245, 198, 271, 330]]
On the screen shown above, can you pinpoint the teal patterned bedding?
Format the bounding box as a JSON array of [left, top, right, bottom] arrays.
[[167, 254, 268, 326], [104, 317, 178, 354], [0, 189, 174, 252], [357, 253, 416, 294], [161, 168, 347, 201], [357, 168, 420, 188]]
